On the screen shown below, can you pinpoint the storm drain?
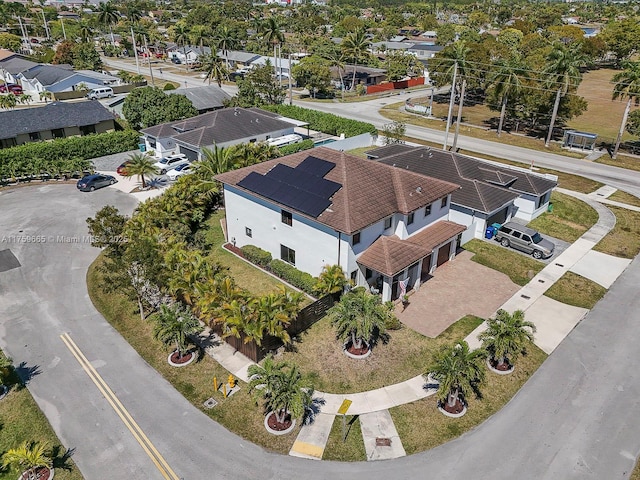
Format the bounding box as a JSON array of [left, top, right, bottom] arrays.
[[203, 397, 218, 409], [0, 249, 20, 273]]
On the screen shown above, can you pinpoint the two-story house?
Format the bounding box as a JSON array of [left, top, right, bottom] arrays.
[[216, 148, 466, 302]]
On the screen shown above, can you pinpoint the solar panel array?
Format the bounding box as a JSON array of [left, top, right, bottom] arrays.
[[237, 157, 341, 218]]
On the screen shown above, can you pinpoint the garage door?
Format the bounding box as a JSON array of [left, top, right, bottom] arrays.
[[436, 243, 451, 267], [179, 147, 199, 161], [487, 207, 509, 226]]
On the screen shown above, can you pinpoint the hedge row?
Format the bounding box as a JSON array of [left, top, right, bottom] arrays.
[[0, 130, 141, 178], [241, 245, 272, 268], [269, 259, 317, 295], [263, 105, 377, 138], [278, 139, 314, 156]]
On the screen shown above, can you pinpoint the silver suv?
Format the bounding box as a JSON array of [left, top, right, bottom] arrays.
[[494, 222, 555, 259]]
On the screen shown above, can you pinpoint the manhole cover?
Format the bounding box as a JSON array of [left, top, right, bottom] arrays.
[[203, 397, 218, 409], [375, 437, 391, 447], [0, 249, 21, 272]]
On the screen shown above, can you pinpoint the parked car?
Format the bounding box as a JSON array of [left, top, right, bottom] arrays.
[[116, 161, 131, 175], [76, 173, 116, 192], [86, 87, 113, 100], [494, 222, 555, 259], [0, 83, 23, 94], [166, 162, 193, 181], [153, 154, 188, 174], [171, 57, 182, 64]]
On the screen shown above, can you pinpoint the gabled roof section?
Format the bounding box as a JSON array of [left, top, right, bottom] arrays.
[[216, 147, 460, 235], [0, 54, 38, 75], [368, 146, 554, 212], [357, 220, 466, 276], [166, 85, 231, 111], [20, 64, 75, 86], [0, 101, 115, 140]]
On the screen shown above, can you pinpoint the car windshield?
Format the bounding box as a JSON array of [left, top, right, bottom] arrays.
[[158, 158, 168, 164], [531, 233, 543, 243]]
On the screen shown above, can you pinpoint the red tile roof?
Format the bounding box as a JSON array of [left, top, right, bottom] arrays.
[[357, 220, 466, 276], [215, 147, 460, 235]]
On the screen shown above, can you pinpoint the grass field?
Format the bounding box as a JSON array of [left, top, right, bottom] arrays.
[[0, 355, 83, 480], [528, 191, 598, 242], [593, 206, 640, 258], [608, 190, 640, 207], [544, 272, 607, 309]]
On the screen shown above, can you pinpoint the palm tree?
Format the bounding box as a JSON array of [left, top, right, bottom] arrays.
[[260, 16, 285, 63], [488, 55, 530, 136], [248, 357, 313, 427], [326, 288, 393, 352], [97, 1, 119, 45], [253, 288, 303, 345], [0, 355, 12, 397], [612, 61, 640, 158], [2, 441, 51, 480], [198, 53, 227, 87], [0, 94, 17, 109], [39, 90, 53, 103], [543, 42, 590, 147], [313, 264, 347, 296], [122, 152, 158, 189], [341, 29, 370, 91], [478, 309, 536, 372], [325, 50, 346, 100], [172, 23, 190, 70], [214, 25, 238, 70], [190, 25, 212, 52], [153, 303, 200, 359], [79, 22, 93, 43], [427, 341, 486, 412]]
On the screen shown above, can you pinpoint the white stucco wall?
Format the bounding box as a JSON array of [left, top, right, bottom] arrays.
[[144, 136, 177, 158], [223, 186, 342, 277], [513, 190, 551, 221]]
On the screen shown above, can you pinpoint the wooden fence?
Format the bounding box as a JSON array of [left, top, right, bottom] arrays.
[[214, 292, 340, 363], [366, 77, 425, 95]]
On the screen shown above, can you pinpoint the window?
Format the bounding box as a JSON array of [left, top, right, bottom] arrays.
[[350, 270, 358, 282], [441, 196, 448, 207], [384, 217, 392, 230], [148, 138, 157, 149], [80, 124, 96, 136], [365, 268, 372, 279], [407, 212, 415, 225], [28, 132, 41, 141], [51, 128, 65, 139], [280, 245, 295, 265], [424, 204, 432, 216], [245, 227, 252, 238], [281, 210, 292, 226], [353, 232, 361, 245], [522, 235, 531, 243]]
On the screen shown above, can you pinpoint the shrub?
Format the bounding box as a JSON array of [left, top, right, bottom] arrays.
[[241, 245, 272, 268], [262, 105, 377, 137], [278, 139, 314, 156], [269, 259, 317, 295], [163, 83, 176, 91]]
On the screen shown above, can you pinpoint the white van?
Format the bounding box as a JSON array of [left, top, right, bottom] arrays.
[[86, 87, 114, 100], [267, 134, 303, 148]]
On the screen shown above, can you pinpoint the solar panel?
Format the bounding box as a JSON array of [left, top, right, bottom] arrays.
[[267, 164, 341, 199], [297, 156, 336, 177]]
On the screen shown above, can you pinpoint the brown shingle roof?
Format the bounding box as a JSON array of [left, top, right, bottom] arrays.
[[215, 147, 460, 235], [357, 220, 467, 276]]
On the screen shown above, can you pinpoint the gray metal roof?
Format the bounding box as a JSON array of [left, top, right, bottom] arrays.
[[20, 64, 75, 86], [167, 85, 231, 112], [0, 55, 39, 75], [0, 101, 115, 140]]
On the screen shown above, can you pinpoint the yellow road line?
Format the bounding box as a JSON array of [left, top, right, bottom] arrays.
[[60, 333, 179, 480]]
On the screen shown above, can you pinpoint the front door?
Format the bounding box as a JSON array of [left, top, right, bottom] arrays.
[[421, 255, 432, 281], [437, 243, 451, 267]]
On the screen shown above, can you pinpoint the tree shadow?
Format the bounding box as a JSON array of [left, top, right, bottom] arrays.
[[51, 446, 76, 473], [14, 361, 41, 387], [302, 396, 327, 426]]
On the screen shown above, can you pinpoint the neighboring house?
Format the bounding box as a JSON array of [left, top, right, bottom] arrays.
[[420, 31, 438, 43], [331, 65, 387, 89], [369, 41, 413, 55], [167, 45, 211, 64], [219, 50, 261, 70], [250, 55, 300, 78], [17, 64, 119, 94], [407, 43, 444, 60], [0, 49, 38, 84], [366, 145, 557, 242], [216, 147, 465, 302], [140, 107, 300, 160], [0, 101, 116, 149], [166, 85, 231, 114]]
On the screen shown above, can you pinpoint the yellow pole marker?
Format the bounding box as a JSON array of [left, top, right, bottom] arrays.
[[60, 333, 180, 480], [222, 384, 227, 398], [213, 376, 218, 392]]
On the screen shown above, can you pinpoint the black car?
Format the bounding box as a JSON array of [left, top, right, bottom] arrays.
[[77, 173, 116, 192]]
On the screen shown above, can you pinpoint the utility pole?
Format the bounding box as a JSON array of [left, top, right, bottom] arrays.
[[144, 36, 154, 87], [545, 88, 562, 148], [613, 98, 632, 160], [58, 17, 67, 40], [452, 78, 466, 151], [17, 16, 29, 47], [443, 62, 457, 150], [131, 25, 140, 75], [41, 11, 50, 40], [288, 53, 293, 105]]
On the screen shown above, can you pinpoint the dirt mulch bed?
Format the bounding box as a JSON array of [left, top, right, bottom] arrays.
[[267, 412, 293, 432], [440, 398, 465, 415], [346, 343, 370, 357], [170, 351, 194, 364], [19, 467, 51, 480], [489, 358, 513, 372]]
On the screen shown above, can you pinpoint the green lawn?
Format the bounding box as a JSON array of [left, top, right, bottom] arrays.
[[608, 190, 640, 207], [391, 342, 547, 454], [463, 239, 544, 286], [528, 191, 598, 242], [0, 355, 83, 480], [593, 206, 640, 258], [277, 315, 483, 394], [322, 415, 366, 461], [544, 272, 607, 309]]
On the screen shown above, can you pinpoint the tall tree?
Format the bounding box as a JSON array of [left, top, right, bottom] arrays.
[[122, 152, 158, 189], [341, 29, 370, 90], [611, 61, 640, 158], [487, 55, 530, 136], [198, 52, 227, 87], [153, 303, 200, 359], [122, 86, 197, 129], [171, 23, 190, 69], [543, 42, 590, 147], [214, 25, 238, 69], [97, 1, 119, 45]]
